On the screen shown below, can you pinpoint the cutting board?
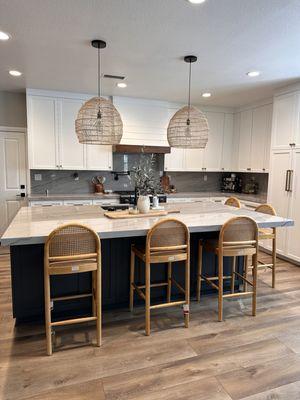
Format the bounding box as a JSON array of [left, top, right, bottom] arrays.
[[104, 209, 180, 219]]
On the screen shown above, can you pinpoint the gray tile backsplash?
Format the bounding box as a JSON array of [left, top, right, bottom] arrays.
[[30, 166, 268, 196]]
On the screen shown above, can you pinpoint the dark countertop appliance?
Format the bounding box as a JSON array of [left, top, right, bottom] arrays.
[[117, 191, 167, 205]]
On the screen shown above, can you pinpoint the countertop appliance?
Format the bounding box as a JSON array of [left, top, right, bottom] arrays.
[[117, 191, 167, 205], [221, 174, 242, 193], [101, 204, 130, 212]]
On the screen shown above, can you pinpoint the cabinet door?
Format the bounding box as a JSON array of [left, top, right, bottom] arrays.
[[221, 113, 234, 171], [271, 93, 299, 149], [203, 112, 225, 171], [184, 149, 204, 171], [27, 96, 58, 169], [164, 148, 185, 171], [251, 104, 272, 172], [59, 98, 86, 170], [86, 145, 112, 171], [267, 150, 292, 255], [238, 110, 253, 171], [286, 149, 300, 262]]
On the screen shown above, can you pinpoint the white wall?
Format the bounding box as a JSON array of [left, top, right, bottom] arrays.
[[0, 91, 27, 127]]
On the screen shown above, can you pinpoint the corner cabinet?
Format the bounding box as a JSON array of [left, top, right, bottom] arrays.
[[27, 91, 112, 171]]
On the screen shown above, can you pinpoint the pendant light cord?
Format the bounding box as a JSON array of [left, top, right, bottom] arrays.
[[187, 61, 192, 124], [97, 46, 101, 98]]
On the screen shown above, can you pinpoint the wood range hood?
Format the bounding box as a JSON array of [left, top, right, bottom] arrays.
[[113, 144, 170, 154]]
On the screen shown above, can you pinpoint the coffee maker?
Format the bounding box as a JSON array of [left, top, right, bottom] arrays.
[[221, 173, 242, 193]]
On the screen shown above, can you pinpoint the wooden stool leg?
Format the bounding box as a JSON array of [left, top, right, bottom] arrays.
[[130, 247, 135, 312], [197, 241, 203, 302], [96, 267, 102, 347], [272, 230, 276, 288], [218, 253, 223, 322], [184, 258, 190, 328], [244, 256, 248, 292], [145, 261, 151, 336], [230, 256, 236, 294], [252, 253, 257, 316], [92, 271, 96, 317], [167, 262, 172, 303], [44, 269, 52, 356]]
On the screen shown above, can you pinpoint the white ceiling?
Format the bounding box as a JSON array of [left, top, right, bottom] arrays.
[[0, 0, 300, 107]]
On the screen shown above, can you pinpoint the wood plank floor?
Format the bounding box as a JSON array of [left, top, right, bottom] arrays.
[[1, 247, 300, 400]]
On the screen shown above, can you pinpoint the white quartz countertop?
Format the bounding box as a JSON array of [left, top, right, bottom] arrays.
[[1, 202, 293, 246]]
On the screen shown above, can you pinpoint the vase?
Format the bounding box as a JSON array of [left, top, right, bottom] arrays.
[[137, 195, 150, 214]]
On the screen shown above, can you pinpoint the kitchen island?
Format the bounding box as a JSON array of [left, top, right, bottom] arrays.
[[1, 202, 293, 323]]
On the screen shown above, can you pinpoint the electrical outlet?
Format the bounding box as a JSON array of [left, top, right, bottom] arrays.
[[204, 175, 207, 182], [34, 174, 42, 181]]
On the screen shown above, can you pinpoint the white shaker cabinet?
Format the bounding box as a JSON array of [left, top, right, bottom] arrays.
[[27, 91, 113, 171], [203, 112, 225, 171], [185, 148, 204, 171], [164, 148, 185, 171], [285, 149, 300, 262], [59, 98, 86, 170], [221, 113, 234, 171], [271, 92, 300, 150], [27, 96, 58, 169]]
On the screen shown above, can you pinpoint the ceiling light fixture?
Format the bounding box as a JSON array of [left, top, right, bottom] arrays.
[[247, 71, 260, 77], [9, 70, 22, 77], [167, 55, 209, 149], [188, 0, 206, 4], [202, 92, 211, 98], [117, 82, 127, 88], [75, 40, 123, 145], [0, 31, 10, 41]]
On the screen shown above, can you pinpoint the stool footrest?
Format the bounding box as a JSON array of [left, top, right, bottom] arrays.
[[51, 316, 97, 327], [51, 293, 93, 302], [233, 271, 253, 286], [201, 275, 220, 290], [223, 291, 253, 299], [150, 300, 186, 310]]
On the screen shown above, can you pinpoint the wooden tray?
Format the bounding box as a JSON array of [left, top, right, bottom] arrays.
[[104, 209, 180, 219]]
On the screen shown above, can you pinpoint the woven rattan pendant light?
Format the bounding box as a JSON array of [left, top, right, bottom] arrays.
[[75, 40, 123, 145], [167, 55, 209, 148]]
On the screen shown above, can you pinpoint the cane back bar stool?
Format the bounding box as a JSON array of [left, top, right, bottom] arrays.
[[225, 196, 241, 209], [197, 216, 259, 321], [254, 204, 277, 288], [44, 223, 101, 355], [130, 218, 190, 336]]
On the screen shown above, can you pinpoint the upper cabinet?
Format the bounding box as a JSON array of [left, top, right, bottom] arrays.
[[235, 103, 272, 172], [27, 90, 112, 170], [271, 92, 300, 150], [203, 112, 226, 171]]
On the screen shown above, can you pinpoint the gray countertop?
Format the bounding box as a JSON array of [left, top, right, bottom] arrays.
[[1, 202, 292, 246]]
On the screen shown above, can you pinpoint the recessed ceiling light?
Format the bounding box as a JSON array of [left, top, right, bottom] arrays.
[[247, 71, 260, 77], [9, 70, 22, 77], [117, 82, 127, 88], [188, 0, 206, 4], [0, 31, 10, 41], [202, 92, 211, 98]]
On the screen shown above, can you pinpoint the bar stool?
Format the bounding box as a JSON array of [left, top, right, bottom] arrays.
[[130, 218, 190, 336], [197, 216, 258, 321], [225, 196, 241, 208], [254, 204, 277, 288], [44, 223, 101, 355]]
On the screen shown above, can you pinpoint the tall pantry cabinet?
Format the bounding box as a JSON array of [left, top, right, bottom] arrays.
[[267, 90, 300, 262]]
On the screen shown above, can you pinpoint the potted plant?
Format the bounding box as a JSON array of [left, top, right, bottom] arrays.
[[132, 155, 162, 213]]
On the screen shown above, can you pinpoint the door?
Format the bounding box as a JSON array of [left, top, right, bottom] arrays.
[[271, 93, 299, 150], [238, 110, 253, 171], [164, 148, 185, 171], [286, 149, 300, 262], [251, 104, 272, 172], [0, 130, 27, 237], [203, 112, 225, 171], [221, 113, 234, 171], [59, 98, 86, 169], [184, 148, 204, 171], [27, 95, 58, 169], [267, 150, 292, 255], [86, 145, 112, 171]]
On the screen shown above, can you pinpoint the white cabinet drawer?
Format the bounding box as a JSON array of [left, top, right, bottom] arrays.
[[29, 200, 63, 206], [63, 200, 93, 206], [93, 199, 119, 205]]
